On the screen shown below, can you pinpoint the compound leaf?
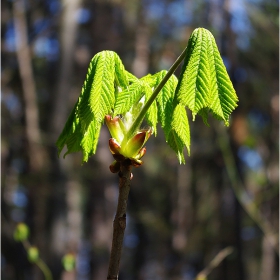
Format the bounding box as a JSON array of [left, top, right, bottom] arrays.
[[175, 28, 238, 125], [56, 51, 128, 162]]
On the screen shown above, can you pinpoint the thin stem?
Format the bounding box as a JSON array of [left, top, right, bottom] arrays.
[[35, 259, 53, 280], [127, 46, 188, 139], [107, 162, 132, 280], [107, 46, 188, 279], [216, 124, 279, 254], [22, 240, 53, 280], [195, 247, 234, 279]]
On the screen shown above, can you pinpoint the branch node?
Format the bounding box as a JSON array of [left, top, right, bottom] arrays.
[[118, 215, 126, 229]]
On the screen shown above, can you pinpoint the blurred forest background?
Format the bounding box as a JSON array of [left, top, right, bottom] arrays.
[[1, 0, 279, 279]]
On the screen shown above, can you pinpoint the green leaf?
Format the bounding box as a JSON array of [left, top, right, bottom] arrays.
[[113, 77, 144, 116], [167, 103, 190, 164], [114, 52, 129, 88], [167, 130, 185, 164], [155, 70, 178, 138], [80, 119, 101, 162], [206, 31, 238, 125], [141, 73, 158, 88], [78, 51, 115, 126], [143, 81, 158, 135], [56, 101, 80, 157], [56, 51, 126, 162], [175, 28, 238, 125]]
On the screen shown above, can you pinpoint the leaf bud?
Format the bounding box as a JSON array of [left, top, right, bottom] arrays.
[[62, 253, 76, 272], [124, 128, 152, 157], [14, 223, 29, 242], [108, 138, 121, 155], [28, 246, 39, 263], [105, 115, 125, 143]]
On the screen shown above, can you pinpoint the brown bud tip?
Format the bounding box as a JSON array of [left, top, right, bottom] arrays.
[[109, 161, 121, 173], [105, 115, 111, 123], [131, 159, 143, 167], [109, 138, 121, 155], [136, 147, 146, 159]]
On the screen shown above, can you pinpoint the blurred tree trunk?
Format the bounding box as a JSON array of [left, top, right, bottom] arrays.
[[13, 0, 45, 171], [12, 1, 50, 275], [221, 0, 245, 279], [172, 163, 192, 252], [259, 236, 275, 280], [132, 25, 149, 78], [48, 0, 82, 277], [131, 6, 149, 78], [51, 0, 82, 137]]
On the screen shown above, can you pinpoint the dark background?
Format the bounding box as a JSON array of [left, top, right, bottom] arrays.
[[1, 0, 279, 279]]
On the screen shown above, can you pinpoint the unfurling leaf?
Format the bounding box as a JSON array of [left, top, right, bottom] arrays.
[[167, 103, 190, 164], [175, 28, 238, 126], [113, 74, 143, 116], [155, 70, 178, 138], [56, 28, 238, 165], [56, 51, 129, 162]]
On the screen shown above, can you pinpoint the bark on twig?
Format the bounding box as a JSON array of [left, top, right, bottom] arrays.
[[107, 162, 132, 280]]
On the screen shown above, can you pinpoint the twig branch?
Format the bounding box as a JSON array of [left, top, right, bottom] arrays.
[[107, 161, 132, 280], [21, 240, 53, 280], [195, 247, 234, 280]]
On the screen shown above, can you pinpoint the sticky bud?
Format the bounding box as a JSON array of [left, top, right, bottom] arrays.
[[108, 138, 121, 155], [136, 147, 146, 160], [105, 115, 125, 143], [124, 128, 152, 157], [131, 158, 143, 167]]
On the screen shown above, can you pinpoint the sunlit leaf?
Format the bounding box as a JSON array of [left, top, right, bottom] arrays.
[[167, 103, 190, 164], [143, 82, 158, 135], [155, 70, 178, 138], [175, 28, 238, 125], [56, 51, 128, 162], [114, 77, 143, 116]]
